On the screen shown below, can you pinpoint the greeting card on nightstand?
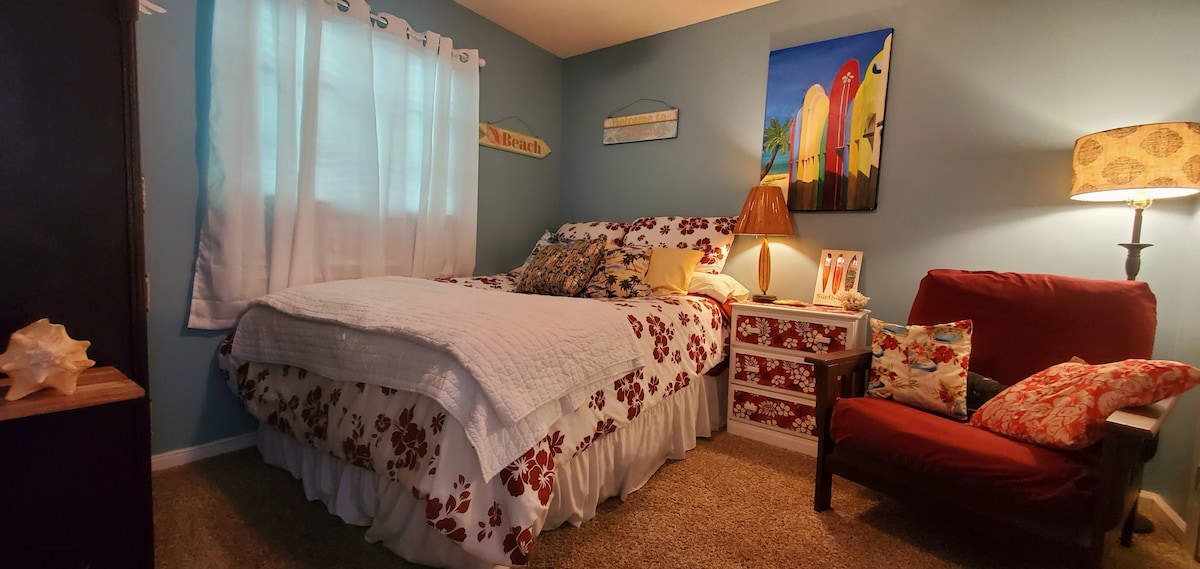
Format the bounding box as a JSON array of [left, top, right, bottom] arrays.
[[813, 249, 863, 306]]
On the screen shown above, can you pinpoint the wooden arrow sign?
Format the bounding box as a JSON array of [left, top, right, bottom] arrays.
[[479, 123, 551, 159]]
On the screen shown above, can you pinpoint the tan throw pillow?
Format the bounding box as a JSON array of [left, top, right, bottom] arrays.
[[515, 237, 606, 296], [585, 245, 653, 299], [645, 248, 703, 296], [866, 318, 972, 420]]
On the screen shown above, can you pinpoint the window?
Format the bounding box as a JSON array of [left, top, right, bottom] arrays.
[[189, 0, 481, 330]]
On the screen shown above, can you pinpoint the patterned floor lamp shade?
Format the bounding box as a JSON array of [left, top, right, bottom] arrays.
[[1070, 122, 1200, 280]]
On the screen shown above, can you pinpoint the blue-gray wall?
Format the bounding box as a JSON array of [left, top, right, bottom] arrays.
[[136, 1, 561, 454], [139, 0, 1200, 521], [559, 0, 1200, 516]]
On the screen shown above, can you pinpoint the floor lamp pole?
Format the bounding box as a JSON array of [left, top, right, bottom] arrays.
[[1118, 206, 1152, 281]]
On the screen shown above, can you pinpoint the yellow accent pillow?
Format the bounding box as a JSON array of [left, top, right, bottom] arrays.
[[645, 248, 703, 295]]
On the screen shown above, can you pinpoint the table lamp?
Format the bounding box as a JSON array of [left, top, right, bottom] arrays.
[[734, 185, 794, 302], [1070, 122, 1200, 280]]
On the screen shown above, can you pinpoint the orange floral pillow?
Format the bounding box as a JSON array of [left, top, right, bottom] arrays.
[[970, 359, 1200, 449]]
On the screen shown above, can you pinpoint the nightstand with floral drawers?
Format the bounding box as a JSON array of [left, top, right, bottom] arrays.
[[727, 301, 869, 455]]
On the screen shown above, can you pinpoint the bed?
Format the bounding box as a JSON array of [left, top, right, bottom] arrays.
[[216, 216, 743, 568]]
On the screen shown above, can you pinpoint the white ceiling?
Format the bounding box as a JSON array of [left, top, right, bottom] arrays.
[[451, 0, 778, 58]]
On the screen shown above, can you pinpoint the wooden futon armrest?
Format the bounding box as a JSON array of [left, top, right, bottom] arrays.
[[1089, 396, 1176, 542], [806, 348, 872, 399], [1104, 396, 1177, 440], [805, 348, 872, 374]]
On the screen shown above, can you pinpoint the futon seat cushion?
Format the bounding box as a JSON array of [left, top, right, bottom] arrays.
[[830, 397, 1095, 518]]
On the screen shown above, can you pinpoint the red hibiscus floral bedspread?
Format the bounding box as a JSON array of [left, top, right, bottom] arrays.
[[218, 274, 729, 566]]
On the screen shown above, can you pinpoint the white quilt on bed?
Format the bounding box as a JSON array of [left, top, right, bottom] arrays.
[[230, 276, 644, 479]]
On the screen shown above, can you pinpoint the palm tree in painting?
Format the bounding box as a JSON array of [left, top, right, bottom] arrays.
[[761, 117, 792, 179]]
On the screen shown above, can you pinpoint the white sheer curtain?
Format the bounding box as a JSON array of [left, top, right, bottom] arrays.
[[188, 0, 480, 329]]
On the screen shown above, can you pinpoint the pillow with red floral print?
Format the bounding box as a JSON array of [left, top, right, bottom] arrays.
[[556, 221, 631, 247], [866, 318, 972, 420], [970, 359, 1200, 450], [624, 216, 737, 274]]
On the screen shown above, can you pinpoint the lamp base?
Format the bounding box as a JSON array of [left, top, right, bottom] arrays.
[[752, 294, 777, 303]]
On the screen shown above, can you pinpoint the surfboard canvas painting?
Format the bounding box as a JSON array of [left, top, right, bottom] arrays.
[[813, 249, 863, 306], [760, 28, 893, 211]]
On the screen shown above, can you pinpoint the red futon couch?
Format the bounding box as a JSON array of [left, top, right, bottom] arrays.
[[807, 269, 1174, 568]]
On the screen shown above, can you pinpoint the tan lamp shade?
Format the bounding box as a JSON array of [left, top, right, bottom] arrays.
[[734, 186, 793, 301], [734, 185, 794, 235], [1070, 122, 1200, 205]]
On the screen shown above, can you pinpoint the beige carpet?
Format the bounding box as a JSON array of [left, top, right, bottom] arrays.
[[153, 432, 1198, 568]]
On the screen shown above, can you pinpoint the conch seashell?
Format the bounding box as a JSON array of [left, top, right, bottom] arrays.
[[0, 319, 95, 401]]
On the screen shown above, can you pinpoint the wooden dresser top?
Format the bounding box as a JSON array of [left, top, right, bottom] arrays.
[[0, 366, 144, 422]]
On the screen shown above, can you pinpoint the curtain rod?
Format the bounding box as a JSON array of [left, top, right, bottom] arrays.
[[330, 0, 486, 68]]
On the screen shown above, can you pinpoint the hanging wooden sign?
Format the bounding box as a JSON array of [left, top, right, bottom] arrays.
[[479, 123, 550, 159], [602, 108, 678, 145]]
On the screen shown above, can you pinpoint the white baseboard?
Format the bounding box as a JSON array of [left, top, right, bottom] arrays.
[[151, 431, 257, 472], [1141, 490, 1187, 540]]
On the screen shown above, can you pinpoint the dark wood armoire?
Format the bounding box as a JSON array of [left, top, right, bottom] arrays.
[[0, 1, 153, 567]]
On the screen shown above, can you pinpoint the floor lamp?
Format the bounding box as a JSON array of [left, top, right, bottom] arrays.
[[734, 185, 794, 302], [1069, 122, 1200, 280]]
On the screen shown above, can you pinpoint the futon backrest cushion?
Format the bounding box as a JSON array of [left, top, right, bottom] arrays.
[[907, 270, 1156, 385]]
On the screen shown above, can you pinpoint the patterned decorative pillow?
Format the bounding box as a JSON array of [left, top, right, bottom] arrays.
[[556, 221, 631, 247], [584, 244, 652, 299], [866, 318, 972, 420], [970, 359, 1200, 449], [514, 230, 574, 274], [515, 237, 607, 296], [624, 216, 737, 274]]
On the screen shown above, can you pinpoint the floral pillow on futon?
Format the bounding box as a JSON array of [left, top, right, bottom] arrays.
[[970, 359, 1200, 449], [866, 318, 972, 420]]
